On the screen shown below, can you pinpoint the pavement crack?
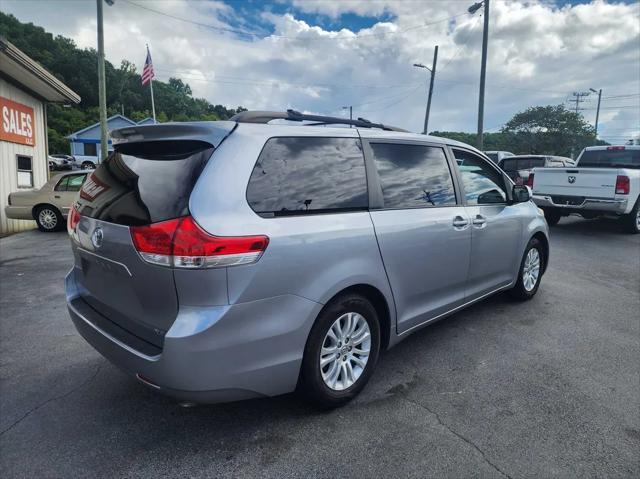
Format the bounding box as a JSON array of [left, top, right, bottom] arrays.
[[402, 396, 513, 479], [0, 363, 102, 437]]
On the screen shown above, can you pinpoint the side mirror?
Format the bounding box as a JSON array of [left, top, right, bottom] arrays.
[[512, 185, 530, 203]]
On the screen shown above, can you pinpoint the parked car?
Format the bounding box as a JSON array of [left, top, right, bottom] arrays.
[[485, 150, 515, 164], [48, 155, 73, 171], [5, 170, 89, 231], [65, 110, 549, 408], [499, 155, 575, 185], [73, 155, 99, 169], [530, 145, 640, 233]]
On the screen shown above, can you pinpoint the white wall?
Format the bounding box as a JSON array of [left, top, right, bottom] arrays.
[[0, 78, 48, 235]]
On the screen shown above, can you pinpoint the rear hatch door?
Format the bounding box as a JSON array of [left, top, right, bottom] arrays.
[[70, 122, 234, 348]]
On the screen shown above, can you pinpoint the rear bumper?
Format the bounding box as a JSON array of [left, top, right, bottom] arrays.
[[65, 268, 323, 403], [4, 205, 32, 220], [532, 195, 628, 214]]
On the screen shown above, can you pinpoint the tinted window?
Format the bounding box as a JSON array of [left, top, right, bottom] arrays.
[[530, 158, 545, 168], [247, 137, 368, 216], [370, 143, 456, 208], [501, 159, 517, 171], [486, 153, 499, 163], [454, 149, 507, 205], [76, 140, 214, 226], [578, 149, 640, 169]]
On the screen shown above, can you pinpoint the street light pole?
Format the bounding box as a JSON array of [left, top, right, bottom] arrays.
[[469, 0, 489, 150], [590, 88, 602, 143], [413, 45, 438, 135], [96, 0, 108, 162]]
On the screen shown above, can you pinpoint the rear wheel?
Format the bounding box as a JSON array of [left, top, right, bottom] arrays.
[[34, 205, 63, 232], [508, 237, 544, 301], [621, 200, 640, 234], [542, 208, 561, 226], [81, 161, 95, 170], [299, 293, 380, 408]]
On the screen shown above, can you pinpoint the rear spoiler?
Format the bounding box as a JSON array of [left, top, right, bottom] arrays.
[[110, 121, 236, 148]]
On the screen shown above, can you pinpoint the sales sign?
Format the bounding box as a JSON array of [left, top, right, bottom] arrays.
[[0, 97, 35, 146]]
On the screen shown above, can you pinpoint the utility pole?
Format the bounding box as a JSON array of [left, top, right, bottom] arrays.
[[96, 0, 112, 162], [413, 45, 438, 135], [590, 88, 602, 142], [468, 1, 489, 150], [570, 91, 590, 114], [424, 46, 438, 135]]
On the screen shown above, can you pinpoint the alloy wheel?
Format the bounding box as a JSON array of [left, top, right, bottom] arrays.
[[320, 312, 371, 391], [38, 209, 58, 230], [522, 247, 541, 292]]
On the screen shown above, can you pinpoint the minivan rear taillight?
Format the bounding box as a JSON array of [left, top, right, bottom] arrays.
[[615, 175, 630, 195], [67, 204, 81, 234], [526, 172, 534, 188], [130, 216, 269, 268]]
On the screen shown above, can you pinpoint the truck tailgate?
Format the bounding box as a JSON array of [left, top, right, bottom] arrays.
[[532, 168, 618, 199]]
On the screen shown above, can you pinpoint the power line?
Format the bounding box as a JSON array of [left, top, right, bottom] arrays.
[[121, 0, 469, 42]]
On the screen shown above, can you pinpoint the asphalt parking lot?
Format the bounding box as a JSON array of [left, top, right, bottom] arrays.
[[1, 216, 638, 478]]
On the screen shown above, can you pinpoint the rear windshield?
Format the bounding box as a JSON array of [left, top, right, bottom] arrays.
[[486, 153, 499, 162], [76, 140, 214, 226], [578, 149, 640, 169]]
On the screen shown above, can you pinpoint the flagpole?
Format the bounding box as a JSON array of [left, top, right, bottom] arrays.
[[149, 77, 156, 124], [146, 44, 156, 124]]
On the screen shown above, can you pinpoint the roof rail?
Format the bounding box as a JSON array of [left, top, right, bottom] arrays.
[[230, 109, 408, 132]]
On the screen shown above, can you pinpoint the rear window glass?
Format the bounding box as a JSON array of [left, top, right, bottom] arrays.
[[501, 159, 517, 171], [246, 137, 368, 216], [76, 140, 213, 225], [578, 149, 640, 169], [371, 143, 456, 208], [486, 153, 499, 163]]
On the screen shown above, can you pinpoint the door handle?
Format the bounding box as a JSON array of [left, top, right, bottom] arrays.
[[452, 216, 469, 229], [54, 195, 61, 199], [472, 215, 487, 228]]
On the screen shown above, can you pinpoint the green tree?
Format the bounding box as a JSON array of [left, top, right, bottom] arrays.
[[501, 105, 598, 157], [0, 12, 245, 153]]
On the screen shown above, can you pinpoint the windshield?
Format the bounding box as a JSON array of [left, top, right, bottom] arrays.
[[578, 149, 640, 169]]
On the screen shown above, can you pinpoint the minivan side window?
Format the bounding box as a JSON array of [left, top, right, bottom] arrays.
[[453, 149, 507, 205], [247, 137, 368, 216], [369, 143, 456, 209]]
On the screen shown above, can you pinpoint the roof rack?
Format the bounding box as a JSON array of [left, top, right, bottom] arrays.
[[230, 109, 408, 132]]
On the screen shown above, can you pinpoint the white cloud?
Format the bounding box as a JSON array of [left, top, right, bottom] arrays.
[[2, 0, 639, 141]]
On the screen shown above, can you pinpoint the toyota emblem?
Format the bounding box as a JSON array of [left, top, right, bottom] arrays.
[[91, 227, 104, 249], [568, 175, 576, 184]]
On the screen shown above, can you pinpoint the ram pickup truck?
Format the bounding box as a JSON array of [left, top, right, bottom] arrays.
[[530, 145, 640, 234]]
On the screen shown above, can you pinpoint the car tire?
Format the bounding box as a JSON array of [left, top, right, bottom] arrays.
[[298, 293, 381, 409], [621, 199, 640, 234], [542, 208, 561, 226], [508, 237, 545, 301], [34, 205, 63, 232], [81, 161, 95, 170]]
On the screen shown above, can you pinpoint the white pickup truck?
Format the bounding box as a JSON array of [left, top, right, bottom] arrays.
[[530, 145, 640, 234]]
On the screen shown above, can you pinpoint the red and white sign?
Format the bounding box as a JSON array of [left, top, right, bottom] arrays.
[[0, 97, 35, 147]]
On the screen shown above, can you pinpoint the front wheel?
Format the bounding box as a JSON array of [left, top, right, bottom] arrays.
[[298, 294, 381, 408], [81, 161, 96, 170], [508, 237, 545, 301]]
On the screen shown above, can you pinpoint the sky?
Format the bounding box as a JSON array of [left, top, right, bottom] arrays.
[[3, 0, 639, 142]]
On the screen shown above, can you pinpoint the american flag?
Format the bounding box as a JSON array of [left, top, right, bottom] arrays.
[[141, 47, 155, 86]]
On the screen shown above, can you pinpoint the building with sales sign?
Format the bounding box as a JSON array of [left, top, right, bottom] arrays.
[[0, 36, 80, 234]]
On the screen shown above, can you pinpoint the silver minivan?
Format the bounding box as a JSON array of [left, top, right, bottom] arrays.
[[65, 110, 549, 408]]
